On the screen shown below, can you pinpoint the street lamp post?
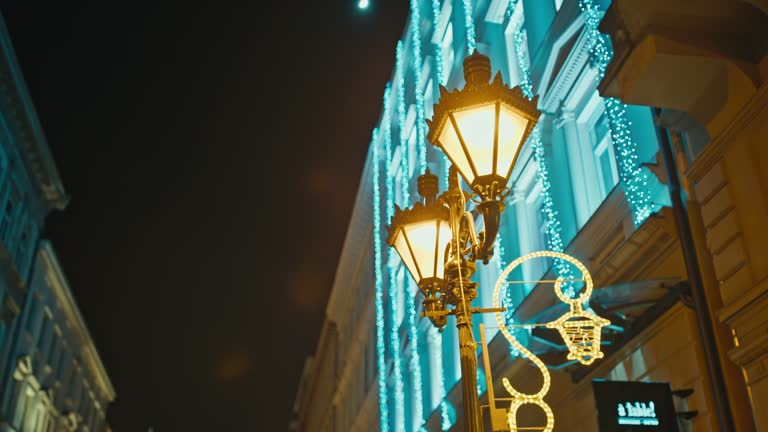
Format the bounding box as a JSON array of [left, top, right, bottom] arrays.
[[387, 50, 540, 432]]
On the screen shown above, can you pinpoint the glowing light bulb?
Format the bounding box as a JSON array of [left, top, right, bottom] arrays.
[[358, 0, 369, 9]]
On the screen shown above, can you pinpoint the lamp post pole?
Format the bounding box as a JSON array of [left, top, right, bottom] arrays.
[[451, 266, 483, 432]]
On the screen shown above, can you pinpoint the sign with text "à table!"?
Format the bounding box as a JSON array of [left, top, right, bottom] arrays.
[[592, 380, 679, 432]]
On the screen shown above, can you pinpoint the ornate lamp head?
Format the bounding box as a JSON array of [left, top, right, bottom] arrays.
[[426, 49, 540, 203], [387, 170, 451, 329]]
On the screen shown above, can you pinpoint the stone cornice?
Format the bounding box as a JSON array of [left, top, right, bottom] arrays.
[[686, 82, 768, 182], [717, 275, 768, 324], [729, 330, 768, 368], [0, 13, 68, 211], [538, 18, 590, 114]]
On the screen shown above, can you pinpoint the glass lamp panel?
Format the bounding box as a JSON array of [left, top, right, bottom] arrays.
[[452, 103, 497, 178], [402, 220, 444, 281], [437, 118, 476, 185], [393, 228, 421, 282], [496, 105, 530, 180], [433, 220, 453, 281]]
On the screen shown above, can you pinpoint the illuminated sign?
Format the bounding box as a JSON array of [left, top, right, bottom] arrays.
[[617, 401, 659, 426], [592, 380, 679, 432]]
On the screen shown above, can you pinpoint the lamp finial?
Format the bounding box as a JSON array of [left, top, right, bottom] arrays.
[[417, 169, 439, 205], [463, 49, 491, 87]]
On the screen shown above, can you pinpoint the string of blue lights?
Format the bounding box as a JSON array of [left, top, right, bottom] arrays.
[[389, 43, 408, 429], [370, 124, 390, 432], [408, 2, 427, 429], [462, 0, 476, 54], [580, 0, 653, 226]]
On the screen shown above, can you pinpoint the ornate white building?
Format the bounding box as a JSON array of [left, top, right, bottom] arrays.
[[0, 10, 115, 431], [291, 0, 765, 431]]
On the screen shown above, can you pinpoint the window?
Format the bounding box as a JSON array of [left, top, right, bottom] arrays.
[[47, 328, 61, 368], [0, 181, 20, 247], [15, 220, 35, 275], [591, 111, 619, 199], [37, 313, 53, 354]]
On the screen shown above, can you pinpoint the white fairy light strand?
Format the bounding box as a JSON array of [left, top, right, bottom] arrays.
[[530, 127, 577, 298], [580, 0, 653, 226], [407, 3, 427, 428], [462, 0, 476, 54], [385, 69, 406, 430], [396, 41, 411, 207], [370, 126, 390, 432], [411, 0, 428, 175], [513, 23, 533, 99]]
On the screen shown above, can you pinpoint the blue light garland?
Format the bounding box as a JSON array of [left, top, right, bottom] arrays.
[[390, 47, 407, 428], [513, 24, 533, 99], [408, 2, 427, 428], [429, 0, 451, 192], [580, 0, 653, 226], [411, 0, 428, 176], [462, 0, 476, 54], [505, 0, 520, 19], [431, 0, 445, 86], [530, 126, 577, 298], [605, 98, 653, 225], [371, 125, 390, 432], [396, 41, 410, 207], [405, 281, 425, 429]]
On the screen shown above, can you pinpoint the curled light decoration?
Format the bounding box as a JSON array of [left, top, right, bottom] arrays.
[[493, 251, 610, 432], [543, 255, 611, 366]]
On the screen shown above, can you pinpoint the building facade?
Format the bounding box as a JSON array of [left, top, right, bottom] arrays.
[[292, 0, 765, 431], [0, 10, 115, 431]]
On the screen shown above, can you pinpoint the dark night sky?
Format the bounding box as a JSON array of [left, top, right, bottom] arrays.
[[2, 1, 408, 430]]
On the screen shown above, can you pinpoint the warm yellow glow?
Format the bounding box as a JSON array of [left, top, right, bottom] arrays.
[[493, 251, 610, 432], [546, 275, 610, 366], [496, 105, 529, 179], [393, 220, 452, 283], [438, 115, 476, 185], [393, 228, 420, 282], [452, 104, 496, 178], [437, 102, 530, 188]]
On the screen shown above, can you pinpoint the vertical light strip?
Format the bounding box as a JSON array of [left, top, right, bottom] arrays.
[[605, 98, 653, 225], [411, 0, 428, 175], [430, 0, 445, 86], [430, 0, 450, 192], [396, 41, 411, 207], [388, 53, 407, 429], [407, 5, 427, 428], [462, 0, 476, 54], [530, 126, 577, 298], [387, 258, 405, 431], [405, 282, 425, 430], [512, 23, 533, 99], [580, 0, 653, 226], [510, 7, 575, 298], [371, 126, 391, 432]]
